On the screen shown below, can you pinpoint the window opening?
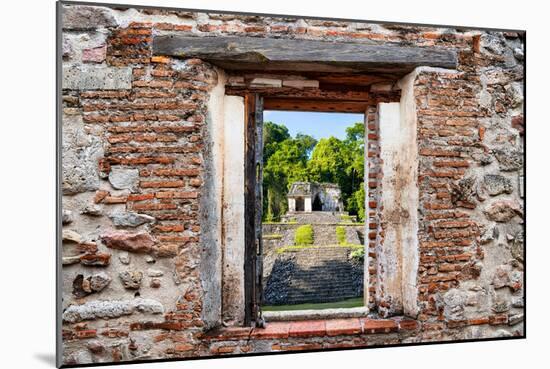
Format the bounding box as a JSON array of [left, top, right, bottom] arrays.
[[260, 110, 366, 313]]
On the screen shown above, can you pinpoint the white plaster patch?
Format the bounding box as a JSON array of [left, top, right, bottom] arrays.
[[221, 94, 246, 325], [398, 70, 420, 317]]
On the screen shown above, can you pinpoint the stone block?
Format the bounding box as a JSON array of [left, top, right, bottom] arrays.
[[62, 65, 132, 90], [249, 78, 282, 88], [82, 45, 107, 63], [442, 289, 466, 321], [493, 149, 523, 172], [63, 229, 83, 243], [62, 298, 163, 323], [109, 212, 155, 227], [62, 115, 103, 194], [101, 231, 155, 253], [484, 200, 523, 222], [282, 80, 319, 89], [483, 174, 513, 196], [73, 272, 111, 297], [227, 76, 245, 86], [108, 167, 139, 191], [62, 5, 118, 30], [119, 270, 143, 289]]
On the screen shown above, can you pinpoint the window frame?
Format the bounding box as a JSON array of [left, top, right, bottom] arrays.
[[243, 95, 371, 326]]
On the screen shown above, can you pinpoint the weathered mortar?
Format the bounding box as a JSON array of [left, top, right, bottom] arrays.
[[59, 3, 524, 365]]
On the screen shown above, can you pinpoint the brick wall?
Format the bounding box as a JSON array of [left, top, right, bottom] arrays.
[[413, 62, 524, 336], [366, 104, 382, 311], [60, 4, 524, 365]]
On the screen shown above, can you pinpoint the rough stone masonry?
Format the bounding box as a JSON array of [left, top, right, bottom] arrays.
[[59, 3, 524, 365]]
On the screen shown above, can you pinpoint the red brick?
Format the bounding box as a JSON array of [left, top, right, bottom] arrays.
[[79, 253, 111, 266], [154, 224, 184, 232], [362, 319, 398, 334], [325, 318, 362, 336], [215, 346, 236, 354], [436, 192, 451, 200], [155, 243, 179, 257], [103, 196, 128, 204], [289, 320, 326, 337], [94, 190, 109, 204], [174, 343, 194, 352], [244, 26, 267, 33], [101, 329, 129, 338], [189, 178, 203, 187], [75, 330, 97, 339], [419, 148, 462, 157], [479, 126, 486, 141], [435, 220, 473, 228], [489, 314, 508, 325], [270, 25, 290, 33], [132, 202, 178, 211], [272, 343, 323, 351], [127, 193, 155, 201], [251, 322, 290, 339], [151, 56, 171, 63], [203, 327, 252, 341], [131, 321, 183, 331], [140, 180, 184, 188], [398, 319, 419, 331], [155, 191, 198, 199], [468, 317, 490, 326], [157, 235, 194, 243], [433, 160, 470, 168], [133, 80, 173, 88], [153, 168, 200, 177], [154, 23, 193, 32]]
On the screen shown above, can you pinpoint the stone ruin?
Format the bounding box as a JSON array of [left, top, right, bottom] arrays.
[[287, 182, 344, 213], [58, 3, 525, 366], [285, 182, 351, 223]]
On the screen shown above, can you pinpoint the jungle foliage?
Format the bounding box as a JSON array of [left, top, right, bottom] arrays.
[[262, 121, 365, 222]]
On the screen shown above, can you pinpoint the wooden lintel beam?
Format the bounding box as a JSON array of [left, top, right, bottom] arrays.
[[263, 98, 369, 113], [153, 36, 457, 74], [225, 86, 373, 102]]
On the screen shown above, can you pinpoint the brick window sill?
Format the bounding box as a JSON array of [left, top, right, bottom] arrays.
[[202, 317, 419, 341]]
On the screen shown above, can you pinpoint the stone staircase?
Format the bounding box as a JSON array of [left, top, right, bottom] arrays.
[[264, 246, 363, 305]]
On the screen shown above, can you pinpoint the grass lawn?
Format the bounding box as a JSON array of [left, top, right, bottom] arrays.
[[263, 297, 364, 311]]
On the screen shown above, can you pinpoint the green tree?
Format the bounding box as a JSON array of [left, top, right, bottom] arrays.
[[263, 121, 290, 162], [343, 123, 365, 220], [348, 185, 365, 222], [262, 126, 317, 221], [308, 137, 353, 205], [261, 120, 365, 222]]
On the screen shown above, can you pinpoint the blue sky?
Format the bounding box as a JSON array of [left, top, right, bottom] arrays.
[[264, 111, 364, 140]]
